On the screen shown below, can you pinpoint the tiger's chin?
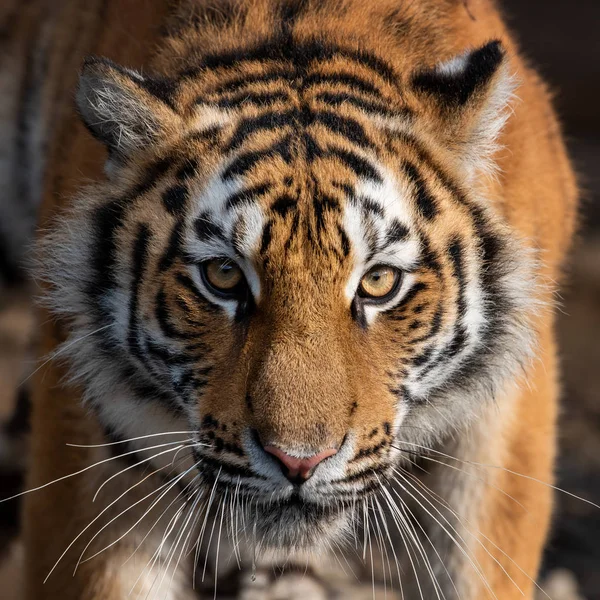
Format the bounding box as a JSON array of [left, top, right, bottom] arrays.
[[247, 495, 353, 551]]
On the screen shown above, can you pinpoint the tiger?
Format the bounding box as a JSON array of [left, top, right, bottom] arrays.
[[6, 0, 577, 598]]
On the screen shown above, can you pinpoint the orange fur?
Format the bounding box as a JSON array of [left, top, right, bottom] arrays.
[[17, 1, 577, 598]]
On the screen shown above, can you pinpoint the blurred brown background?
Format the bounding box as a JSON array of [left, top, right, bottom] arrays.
[[0, 1, 598, 598]]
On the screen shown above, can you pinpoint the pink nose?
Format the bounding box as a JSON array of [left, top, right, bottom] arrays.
[[263, 446, 338, 483]]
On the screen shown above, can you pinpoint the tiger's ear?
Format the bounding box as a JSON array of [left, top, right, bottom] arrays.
[[411, 41, 516, 176], [76, 57, 179, 162]]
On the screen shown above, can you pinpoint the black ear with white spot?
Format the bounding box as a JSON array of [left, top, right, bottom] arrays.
[[76, 57, 178, 162], [411, 41, 516, 174]]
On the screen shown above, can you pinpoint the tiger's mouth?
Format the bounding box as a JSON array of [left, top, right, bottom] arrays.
[[238, 492, 353, 550]]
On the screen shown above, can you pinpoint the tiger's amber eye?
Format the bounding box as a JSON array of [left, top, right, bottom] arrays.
[[359, 266, 400, 299], [203, 259, 243, 294]]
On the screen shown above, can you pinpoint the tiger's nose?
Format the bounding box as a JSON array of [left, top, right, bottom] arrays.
[[263, 445, 338, 484]]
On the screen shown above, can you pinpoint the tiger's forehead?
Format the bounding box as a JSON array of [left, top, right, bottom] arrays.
[[182, 138, 421, 298]]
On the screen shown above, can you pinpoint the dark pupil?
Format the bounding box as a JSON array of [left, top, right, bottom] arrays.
[[371, 271, 383, 281]]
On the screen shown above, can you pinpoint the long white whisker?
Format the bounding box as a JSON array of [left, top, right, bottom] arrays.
[[93, 444, 192, 502], [393, 439, 600, 510], [401, 467, 548, 599], [19, 324, 114, 388], [202, 495, 224, 583], [1, 440, 192, 504], [389, 469, 499, 600], [43, 459, 188, 584], [77, 462, 197, 569], [67, 432, 196, 448], [212, 488, 228, 600], [379, 484, 425, 600], [372, 494, 405, 600], [384, 484, 445, 600], [193, 468, 221, 589], [123, 466, 200, 569]]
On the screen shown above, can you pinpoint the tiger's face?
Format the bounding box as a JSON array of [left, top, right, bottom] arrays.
[[44, 38, 535, 550]]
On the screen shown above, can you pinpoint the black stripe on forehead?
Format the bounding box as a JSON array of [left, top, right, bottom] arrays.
[[400, 161, 438, 220], [307, 140, 382, 183], [222, 136, 293, 180], [180, 38, 398, 86]]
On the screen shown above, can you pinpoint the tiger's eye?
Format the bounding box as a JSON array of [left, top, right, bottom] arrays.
[[359, 266, 400, 299], [203, 259, 244, 294]]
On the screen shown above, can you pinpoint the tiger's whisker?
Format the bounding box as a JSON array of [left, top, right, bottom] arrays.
[[382, 483, 446, 600], [76, 461, 198, 569], [44, 458, 192, 584], [393, 439, 600, 510], [400, 467, 549, 599], [372, 494, 405, 600], [122, 458, 199, 568], [388, 481, 455, 600], [378, 484, 426, 600], [18, 323, 114, 388], [93, 443, 194, 502], [1, 439, 194, 504], [389, 470, 499, 600], [202, 495, 225, 583], [212, 488, 228, 600], [193, 468, 221, 589], [66, 432, 197, 448]]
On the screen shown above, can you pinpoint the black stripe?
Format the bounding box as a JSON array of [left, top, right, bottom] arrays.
[[409, 304, 444, 344], [399, 281, 427, 307], [260, 220, 274, 255], [401, 161, 438, 220], [222, 136, 293, 180], [385, 219, 410, 245], [271, 194, 296, 217], [87, 199, 126, 304], [309, 142, 382, 183], [214, 89, 289, 108], [304, 71, 384, 98], [88, 157, 174, 306], [127, 224, 152, 368], [156, 288, 197, 340], [182, 39, 398, 86], [176, 272, 220, 313], [158, 220, 184, 272], [314, 91, 405, 118], [226, 183, 271, 210], [194, 213, 225, 242], [225, 110, 295, 152], [448, 238, 467, 319], [354, 195, 384, 218], [443, 237, 470, 359], [312, 110, 374, 149], [161, 184, 188, 215], [337, 224, 351, 257], [176, 159, 199, 180], [210, 69, 293, 95]]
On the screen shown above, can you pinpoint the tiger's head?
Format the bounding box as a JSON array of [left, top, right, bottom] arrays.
[[43, 29, 536, 552]]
